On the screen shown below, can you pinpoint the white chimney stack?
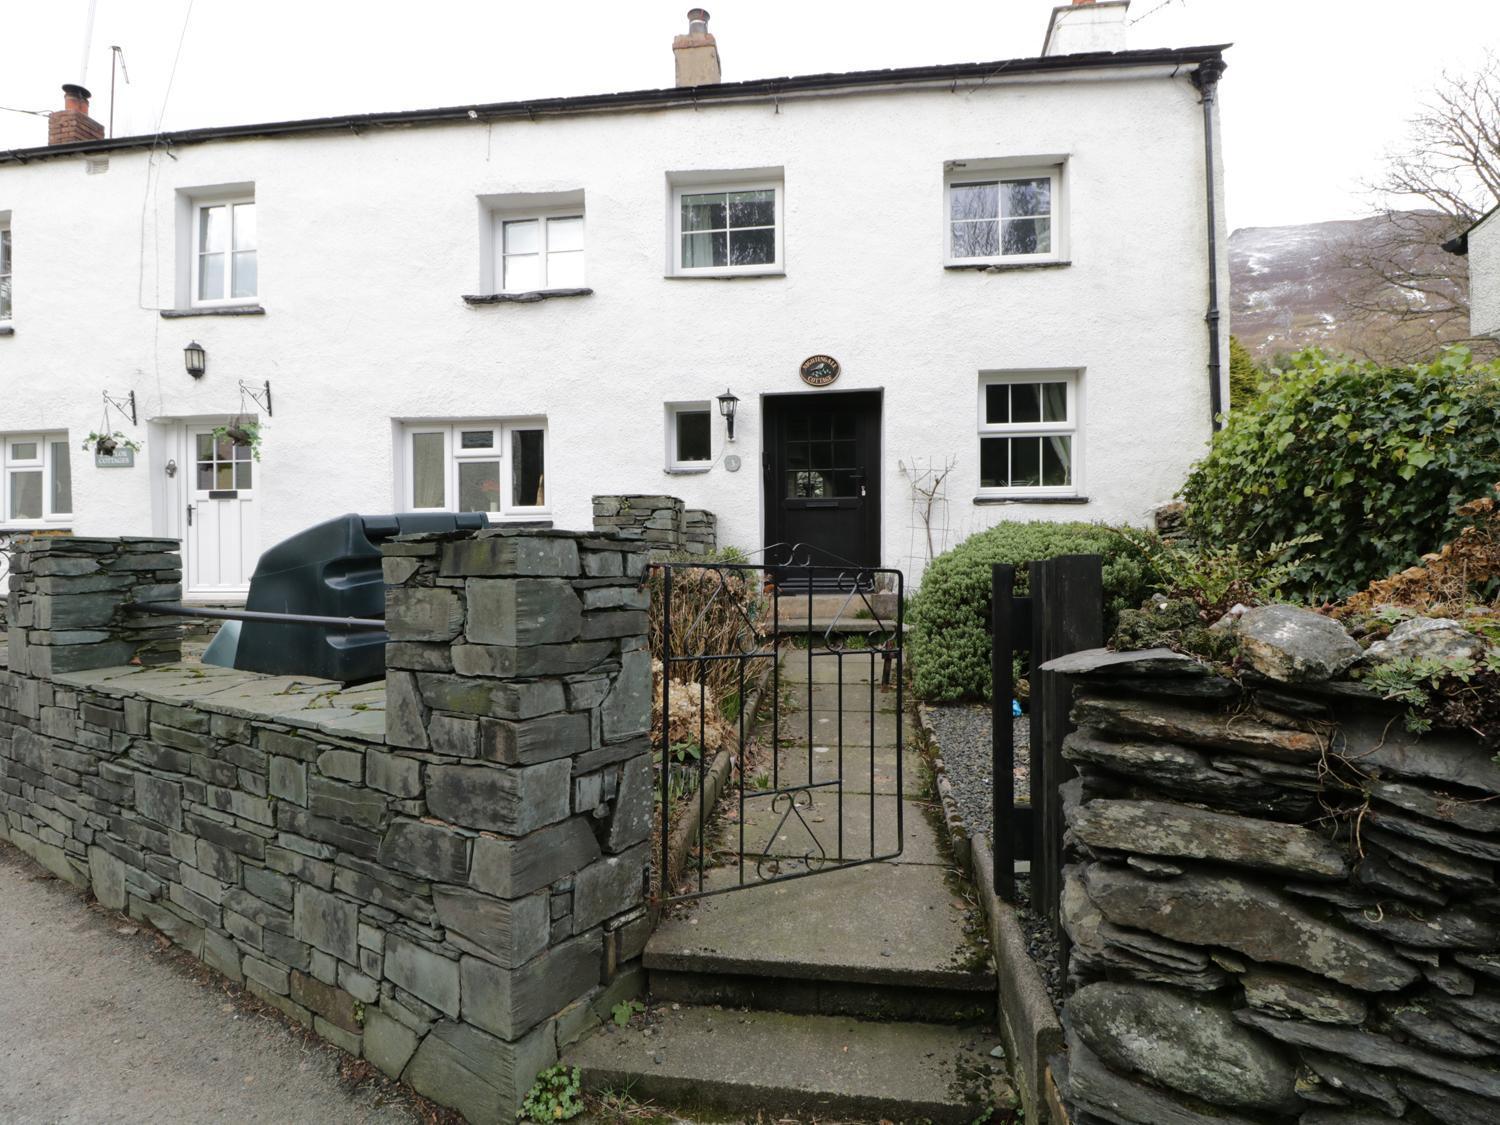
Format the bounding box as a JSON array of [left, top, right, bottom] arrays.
[[673, 8, 722, 87], [1043, 0, 1131, 57]]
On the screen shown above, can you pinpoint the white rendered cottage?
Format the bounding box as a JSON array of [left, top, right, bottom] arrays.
[[0, 3, 1230, 599]]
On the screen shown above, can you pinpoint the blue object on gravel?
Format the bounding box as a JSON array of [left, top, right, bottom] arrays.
[[1013, 699, 1023, 717]]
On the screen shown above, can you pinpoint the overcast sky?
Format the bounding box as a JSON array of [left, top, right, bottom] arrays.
[[1, 0, 1496, 231]]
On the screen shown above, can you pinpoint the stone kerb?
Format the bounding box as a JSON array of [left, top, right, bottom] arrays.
[[381, 527, 654, 1115], [5, 535, 183, 676]]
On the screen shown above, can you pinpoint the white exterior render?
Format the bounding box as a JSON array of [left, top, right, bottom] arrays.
[[0, 20, 1229, 597], [1466, 208, 1500, 339]]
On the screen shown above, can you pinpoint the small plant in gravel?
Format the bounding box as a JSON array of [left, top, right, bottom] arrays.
[[518, 1064, 585, 1122], [610, 999, 646, 1027]]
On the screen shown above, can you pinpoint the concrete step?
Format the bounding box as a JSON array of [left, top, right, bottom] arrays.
[[646, 862, 995, 1023], [566, 1005, 1002, 1124]]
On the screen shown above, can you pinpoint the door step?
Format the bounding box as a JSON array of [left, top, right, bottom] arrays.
[[566, 1005, 1001, 1124]]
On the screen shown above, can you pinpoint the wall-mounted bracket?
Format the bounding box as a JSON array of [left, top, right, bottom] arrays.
[[238, 379, 272, 417], [103, 389, 137, 426]]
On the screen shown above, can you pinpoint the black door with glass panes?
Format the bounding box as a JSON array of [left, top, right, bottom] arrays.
[[763, 391, 881, 575]]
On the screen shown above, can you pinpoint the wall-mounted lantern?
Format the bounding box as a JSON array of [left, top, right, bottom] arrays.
[[717, 388, 740, 442], [184, 340, 206, 378]]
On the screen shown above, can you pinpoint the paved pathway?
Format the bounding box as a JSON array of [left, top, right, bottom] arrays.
[[0, 842, 421, 1124]]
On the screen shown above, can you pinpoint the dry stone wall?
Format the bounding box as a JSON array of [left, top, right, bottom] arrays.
[[592, 494, 718, 558], [1049, 640, 1500, 1125], [0, 529, 652, 1124]]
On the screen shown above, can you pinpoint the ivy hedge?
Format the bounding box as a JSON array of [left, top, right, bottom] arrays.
[[1182, 348, 1500, 601], [908, 521, 1152, 702]]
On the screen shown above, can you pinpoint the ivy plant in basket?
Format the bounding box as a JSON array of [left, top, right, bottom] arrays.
[[82, 431, 142, 456], [211, 419, 264, 462]]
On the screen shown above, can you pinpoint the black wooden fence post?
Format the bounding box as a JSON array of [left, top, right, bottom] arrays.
[[991, 563, 1017, 901], [1029, 554, 1103, 955]]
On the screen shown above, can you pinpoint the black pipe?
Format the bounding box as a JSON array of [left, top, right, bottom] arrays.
[[126, 603, 384, 629], [1193, 58, 1227, 429]]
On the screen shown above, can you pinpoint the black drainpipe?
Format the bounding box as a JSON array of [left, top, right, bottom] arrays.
[[1192, 58, 1227, 430]]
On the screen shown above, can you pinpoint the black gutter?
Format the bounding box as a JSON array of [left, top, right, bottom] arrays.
[[1, 44, 1228, 166], [1192, 57, 1227, 430]]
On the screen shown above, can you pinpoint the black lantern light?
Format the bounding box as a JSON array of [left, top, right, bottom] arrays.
[[184, 340, 207, 378], [717, 388, 740, 442]]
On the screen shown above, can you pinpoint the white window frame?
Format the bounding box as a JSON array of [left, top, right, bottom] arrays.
[[944, 166, 1062, 267], [670, 178, 785, 277], [665, 402, 713, 471], [976, 373, 1080, 498], [494, 208, 586, 293], [399, 420, 549, 519], [191, 195, 257, 308], [2, 432, 72, 527], [0, 216, 12, 325]]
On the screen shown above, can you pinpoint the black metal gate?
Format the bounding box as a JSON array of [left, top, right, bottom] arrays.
[[653, 556, 904, 904]]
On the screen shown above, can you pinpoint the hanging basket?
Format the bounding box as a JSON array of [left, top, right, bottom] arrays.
[[94, 436, 118, 456]]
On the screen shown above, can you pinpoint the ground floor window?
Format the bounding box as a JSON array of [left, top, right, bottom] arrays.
[[401, 420, 547, 517], [666, 402, 712, 469], [977, 374, 1078, 496], [2, 432, 71, 524]]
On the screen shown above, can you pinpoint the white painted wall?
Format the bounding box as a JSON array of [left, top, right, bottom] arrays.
[[0, 61, 1225, 587], [1469, 209, 1500, 339]]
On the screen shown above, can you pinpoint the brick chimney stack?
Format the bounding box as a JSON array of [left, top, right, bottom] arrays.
[[48, 84, 105, 146], [673, 9, 722, 87]]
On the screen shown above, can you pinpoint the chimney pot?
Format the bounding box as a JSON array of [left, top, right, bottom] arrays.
[[49, 82, 105, 146], [673, 8, 722, 87]]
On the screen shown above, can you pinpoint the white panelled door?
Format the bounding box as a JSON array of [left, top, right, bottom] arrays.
[[184, 425, 260, 597]]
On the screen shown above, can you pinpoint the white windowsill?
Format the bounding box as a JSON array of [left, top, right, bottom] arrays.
[[665, 268, 786, 280], [945, 260, 1070, 272], [664, 465, 712, 475], [974, 493, 1088, 505]]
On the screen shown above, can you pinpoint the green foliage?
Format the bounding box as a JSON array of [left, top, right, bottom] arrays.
[[1181, 347, 1500, 601], [1228, 334, 1266, 409], [908, 522, 1153, 701], [610, 999, 646, 1027], [518, 1065, 585, 1122], [82, 430, 142, 454], [1116, 526, 1321, 620], [1359, 651, 1499, 736]]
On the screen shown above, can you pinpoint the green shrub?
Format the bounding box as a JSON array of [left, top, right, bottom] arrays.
[[908, 521, 1153, 701], [1182, 347, 1500, 601]]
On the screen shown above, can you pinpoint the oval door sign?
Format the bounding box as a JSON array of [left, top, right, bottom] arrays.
[[799, 354, 841, 387]]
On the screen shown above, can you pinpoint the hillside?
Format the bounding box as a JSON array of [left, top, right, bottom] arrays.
[[1229, 211, 1477, 365]]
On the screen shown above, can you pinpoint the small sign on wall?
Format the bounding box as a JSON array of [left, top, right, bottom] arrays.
[[94, 447, 136, 468], [800, 355, 841, 387]]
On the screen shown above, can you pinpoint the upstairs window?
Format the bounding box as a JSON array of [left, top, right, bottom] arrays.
[[193, 197, 257, 305], [0, 218, 11, 323], [977, 374, 1078, 496], [946, 165, 1062, 265], [500, 213, 585, 292], [669, 173, 784, 276], [402, 421, 547, 517], [2, 433, 71, 524]]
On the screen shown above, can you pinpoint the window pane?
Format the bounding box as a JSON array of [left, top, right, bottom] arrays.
[[729, 226, 775, 266], [1001, 218, 1050, 255], [197, 433, 214, 459], [503, 219, 539, 254], [199, 206, 226, 252], [458, 460, 502, 512], [50, 442, 71, 513], [728, 190, 774, 228], [9, 470, 42, 519], [980, 438, 1008, 489], [1042, 382, 1068, 422], [951, 220, 999, 258], [1042, 436, 1072, 486], [682, 231, 727, 268], [950, 182, 999, 220], [216, 463, 234, 489], [196, 463, 215, 490], [198, 253, 225, 300], [233, 202, 256, 250], [511, 429, 546, 507], [233, 440, 253, 461], [675, 410, 711, 462], [411, 432, 445, 508], [1012, 438, 1042, 487], [547, 250, 586, 288], [460, 430, 494, 449], [681, 194, 726, 232], [1011, 384, 1041, 424], [11, 442, 37, 461], [985, 384, 1009, 425], [232, 250, 257, 298], [503, 253, 542, 292], [1001, 179, 1051, 218], [0, 227, 9, 272], [1, 228, 11, 320], [546, 216, 584, 252], [235, 461, 253, 489]]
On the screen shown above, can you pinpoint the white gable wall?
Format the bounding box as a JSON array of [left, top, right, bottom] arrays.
[[0, 64, 1225, 585], [1469, 209, 1500, 339]]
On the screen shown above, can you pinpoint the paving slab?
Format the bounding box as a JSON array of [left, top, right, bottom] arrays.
[[720, 795, 949, 866], [568, 1005, 995, 1124], [770, 742, 918, 796], [647, 861, 993, 992]]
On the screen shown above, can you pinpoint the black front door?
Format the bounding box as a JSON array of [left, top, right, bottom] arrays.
[[763, 390, 881, 573]]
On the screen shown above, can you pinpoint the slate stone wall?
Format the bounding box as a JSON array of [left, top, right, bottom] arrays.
[[0, 529, 653, 1124], [1052, 650, 1500, 1125], [592, 494, 718, 558]]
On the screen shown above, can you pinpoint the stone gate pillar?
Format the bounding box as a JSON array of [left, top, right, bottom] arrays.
[[379, 527, 653, 1119]]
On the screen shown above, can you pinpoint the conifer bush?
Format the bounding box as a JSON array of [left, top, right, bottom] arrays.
[[908, 521, 1152, 701]]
